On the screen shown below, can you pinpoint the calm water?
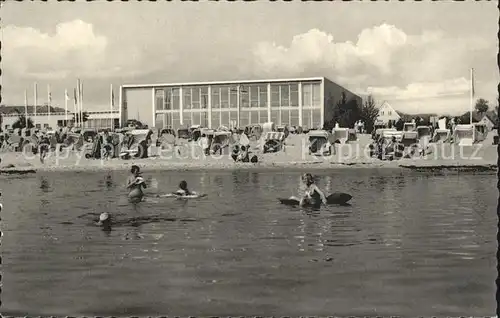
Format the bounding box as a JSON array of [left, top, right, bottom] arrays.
[[1, 169, 497, 316]]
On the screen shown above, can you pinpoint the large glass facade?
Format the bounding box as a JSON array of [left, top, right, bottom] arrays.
[[151, 79, 324, 130]]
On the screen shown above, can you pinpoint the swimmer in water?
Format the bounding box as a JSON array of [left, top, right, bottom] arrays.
[[96, 212, 111, 226], [299, 173, 327, 207], [127, 165, 147, 201], [174, 180, 194, 196], [96, 212, 112, 233]]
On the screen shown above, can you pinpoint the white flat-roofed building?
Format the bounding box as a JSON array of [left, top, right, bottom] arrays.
[[120, 77, 362, 130], [1, 106, 119, 130]]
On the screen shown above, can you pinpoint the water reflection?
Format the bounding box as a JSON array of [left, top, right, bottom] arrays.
[[39, 177, 51, 193], [250, 172, 259, 186]]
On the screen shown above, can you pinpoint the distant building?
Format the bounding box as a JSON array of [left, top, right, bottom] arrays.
[[0, 105, 119, 130], [375, 101, 401, 125], [119, 77, 362, 130], [479, 114, 496, 131]]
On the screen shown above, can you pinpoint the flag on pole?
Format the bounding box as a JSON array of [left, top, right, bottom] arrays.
[[74, 87, 78, 126], [111, 89, 115, 108], [65, 89, 69, 125]]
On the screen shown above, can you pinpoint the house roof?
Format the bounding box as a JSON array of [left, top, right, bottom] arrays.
[[482, 111, 498, 124], [379, 101, 402, 116]]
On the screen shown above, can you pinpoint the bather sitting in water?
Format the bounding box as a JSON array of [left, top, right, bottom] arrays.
[[127, 165, 147, 202], [298, 173, 327, 207], [174, 180, 195, 196]]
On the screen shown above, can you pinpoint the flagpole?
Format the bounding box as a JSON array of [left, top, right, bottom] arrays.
[[76, 79, 80, 128], [24, 89, 28, 127], [65, 89, 69, 126], [110, 83, 113, 130], [73, 88, 78, 128], [80, 80, 84, 128], [470, 68, 474, 124], [33, 82, 38, 128], [47, 84, 51, 126]]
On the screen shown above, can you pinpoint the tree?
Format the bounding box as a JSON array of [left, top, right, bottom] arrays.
[[458, 112, 473, 124], [73, 111, 90, 123], [359, 94, 379, 134], [12, 114, 34, 129], [474, 98, 489, 115], [394, 118, 404, 131], [323, 92, 361, 131]]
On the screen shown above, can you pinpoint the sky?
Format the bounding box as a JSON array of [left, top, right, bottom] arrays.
[[2, 1, 498, 115]]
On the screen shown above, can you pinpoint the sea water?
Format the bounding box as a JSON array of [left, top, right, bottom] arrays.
[[1, 168, 496, 316]]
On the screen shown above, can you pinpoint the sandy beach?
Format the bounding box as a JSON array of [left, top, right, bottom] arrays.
[[0, 133, 497, 173]]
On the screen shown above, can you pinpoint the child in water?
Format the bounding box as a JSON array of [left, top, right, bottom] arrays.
[[175, 180, 194, 196], [299, 173, 327, 207], [127, 165, 147, 201]]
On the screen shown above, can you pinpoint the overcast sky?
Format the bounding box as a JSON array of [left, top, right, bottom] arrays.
[[2, 1, 498, 115]]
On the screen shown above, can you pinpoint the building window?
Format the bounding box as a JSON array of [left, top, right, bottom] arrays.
[[240, 87, 249, 108], [290, 83, 299, 107], [312, 83, 321, 107], [191, 87, 201, 110], [164, 87, 179, 110], [249, 85, 259, 108], [155, 89, 164, 111], [302, 83, 312, 107], [229, 86, 238, 109], [200, 87, 208, 109], [220, 86, 229, 109], [388, 111, 392, 116], [280, 84, 290, 107], [171, 88, 180, 110], [380, 111, 384, 115], [270, 84, 280, 108], [259, 84, 267, 108], [211, 86, 220, 109], [36, 124, 41, 129], [183, 87, 192, 110]]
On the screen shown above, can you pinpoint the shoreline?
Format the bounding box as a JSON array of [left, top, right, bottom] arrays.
[[0, 133, 497, 174], [0, 158, 497, 174]]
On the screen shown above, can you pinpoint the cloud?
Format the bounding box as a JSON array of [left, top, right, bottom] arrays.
[[364, 77, 470, 101], [3, 20, 155, 80], [4, 20, 106, 79], [252, 24, 493, 114]]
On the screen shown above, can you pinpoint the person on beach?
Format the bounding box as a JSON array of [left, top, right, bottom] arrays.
[[200, 134, 210, 156], [298, 173, 327, 207], [127, 165, 147, 202], [39, 133, 50, 163]]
